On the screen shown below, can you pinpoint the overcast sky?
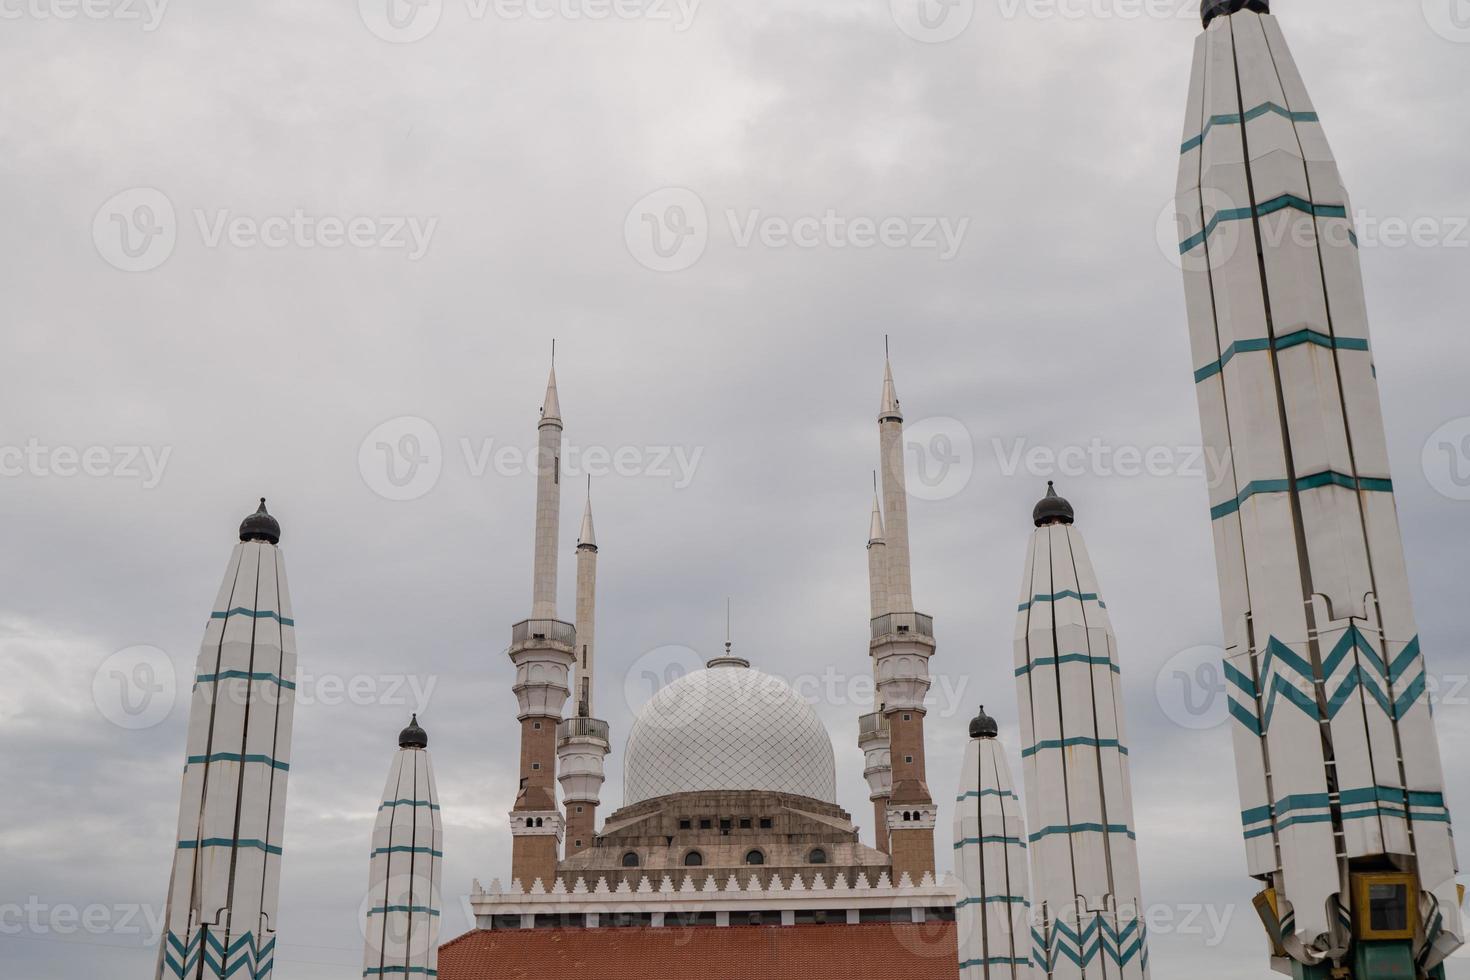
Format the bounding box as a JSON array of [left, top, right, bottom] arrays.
[[3, 0, 1469, 977]]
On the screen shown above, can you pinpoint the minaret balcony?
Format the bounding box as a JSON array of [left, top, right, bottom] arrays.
[[857, 711, 890, 749], [869, 611, 935, 643], [510, 617, 577, 653], [557, 716, 611, 748]]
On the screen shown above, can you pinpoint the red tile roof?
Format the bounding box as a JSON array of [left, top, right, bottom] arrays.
[[440, 922, 960, 979]]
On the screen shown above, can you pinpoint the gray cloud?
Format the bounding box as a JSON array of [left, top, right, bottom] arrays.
[[3, 1, 1469, 977]]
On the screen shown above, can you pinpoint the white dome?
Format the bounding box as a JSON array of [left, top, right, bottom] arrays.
[[622, 662, 837, 807]]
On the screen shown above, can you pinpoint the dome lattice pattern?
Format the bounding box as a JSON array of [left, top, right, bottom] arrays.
[[623, 666, 837, 806]]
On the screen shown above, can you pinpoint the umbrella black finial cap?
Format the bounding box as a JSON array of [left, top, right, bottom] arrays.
[[239, 498, 281, 544], [399, 714, 428, 749], [1201, 0, 1269, 29], [969, 706, 999, 740], [1032, 482, 1075, 527]]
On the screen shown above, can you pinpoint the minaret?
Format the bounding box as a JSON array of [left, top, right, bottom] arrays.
[[507, 357, 575, 887], [1015, 485, 1148, 979], [954, 707, 1038, 980], [870, 350, 937, 880], [1175, 3, 1462, 974], [557, 484, 610, 858], [859, 488, 893, 854], [157, 500, 295, 980], [362, 716, 442, 980]]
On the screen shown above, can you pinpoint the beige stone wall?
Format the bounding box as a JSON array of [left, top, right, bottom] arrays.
[[557, 789, 891, 888]]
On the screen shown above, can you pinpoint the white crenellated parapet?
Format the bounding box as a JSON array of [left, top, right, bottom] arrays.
[[467, 866, 959, 930], [508, 619, 576, 720], [556, 716, 610, 803], [886, 802, 938, 832], [858, 711, 892, 800], [508, 810, 564, 843]]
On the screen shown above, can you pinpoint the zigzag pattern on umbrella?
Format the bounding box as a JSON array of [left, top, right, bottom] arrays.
[[1224, 631, 1428, 737], [1031, 915, 1148, 970], [162, 929, 276, 980]]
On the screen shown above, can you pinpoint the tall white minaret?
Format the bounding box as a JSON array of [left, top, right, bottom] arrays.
[[866, 485, 890, 620], [531, 359, 563, 620], [878, 357, 914, 612], [1015, 485, 1148, 979], [507, 353, 575, 887], [157, 500, 295, 980], [1176, 2, 1462, 974], [954, 707, 1038, 980], [870, 348, 937, 881], [558, 483, 610, 858], [362, 716, 442, 980], [572, 487, 598, 717], [859, 487, 893, 854]]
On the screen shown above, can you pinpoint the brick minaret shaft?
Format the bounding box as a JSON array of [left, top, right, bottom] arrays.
[[873, 355, 936, 880], [559, 491, 609, 858], [508, 361, 574, 887]]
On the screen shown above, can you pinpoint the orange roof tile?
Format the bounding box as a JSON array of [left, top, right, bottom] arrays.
[[440, 922, 960, 979]]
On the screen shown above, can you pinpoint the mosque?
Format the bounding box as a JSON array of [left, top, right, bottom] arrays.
[[152, 3, 1464, 979]]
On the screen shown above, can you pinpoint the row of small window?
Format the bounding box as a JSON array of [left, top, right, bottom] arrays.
[[676, 817, 774, 832], [486, 907, 956, 930], [621, 848, 828, 868]]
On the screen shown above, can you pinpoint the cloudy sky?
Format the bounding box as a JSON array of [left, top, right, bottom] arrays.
[[3, 0, 1469, 977]]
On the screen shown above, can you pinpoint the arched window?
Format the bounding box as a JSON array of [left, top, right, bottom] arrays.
[[683, 850, 704, 867], [621, 852, 640, 868], [808, 848, 828, 865], [745, 849, 765, 866]]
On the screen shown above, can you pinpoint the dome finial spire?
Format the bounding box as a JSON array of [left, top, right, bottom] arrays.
[[706, 598, 750, 668]]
